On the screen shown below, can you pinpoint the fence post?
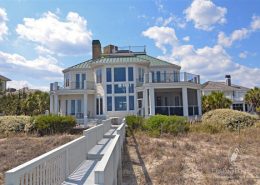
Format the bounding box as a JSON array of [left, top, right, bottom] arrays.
[[65, 148, 69, 177], [5, 172, 20, 185]]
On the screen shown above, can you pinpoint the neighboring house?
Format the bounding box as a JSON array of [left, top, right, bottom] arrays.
[[0, 74, 11, 92], [202, 75, 250, 112], [50, 40, 202, 126]]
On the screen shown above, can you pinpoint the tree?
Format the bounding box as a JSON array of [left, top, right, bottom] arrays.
[[202, 91, 232, 113], [245, 87, 260, 112], [0, 90, 50, 116]]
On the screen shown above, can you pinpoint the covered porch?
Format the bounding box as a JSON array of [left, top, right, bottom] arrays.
[[140, 87, 202, 117]]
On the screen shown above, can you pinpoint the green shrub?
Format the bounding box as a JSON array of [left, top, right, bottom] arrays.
[[0, 116, 34, 134], [144, 115, 189, 136], [34, 115, 76, 135], [189, 122, 225, 134], [202, 109, 256, 131], [125, 115, 144, 131]]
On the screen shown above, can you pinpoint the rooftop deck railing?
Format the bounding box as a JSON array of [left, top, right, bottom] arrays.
[[136, 72, 200, 86]]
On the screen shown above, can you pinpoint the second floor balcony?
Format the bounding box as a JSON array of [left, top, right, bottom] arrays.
[[137, 72, 200, 86], [50, 80, 95, 92]]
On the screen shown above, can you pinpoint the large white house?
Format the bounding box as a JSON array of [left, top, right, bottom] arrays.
[[50, 40, 202, 126], [202, 75, 250, 112], [0, 74, 11, 92]]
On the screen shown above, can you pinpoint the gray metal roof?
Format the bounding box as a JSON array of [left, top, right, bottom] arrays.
[[0, 74, 11, 81], [63, 54, 180, 72], [202, 81, 250, 91]]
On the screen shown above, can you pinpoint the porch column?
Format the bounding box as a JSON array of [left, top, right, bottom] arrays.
[[182, 87, 189, 116], [197, 89, 202, 115], [84, 93, 88, 127], [54, 94, 59, 114], [149, 88, 155, 115], [50, 94, 54, 113], [243, 103, 246, 112], [143, 89, 149, 117]]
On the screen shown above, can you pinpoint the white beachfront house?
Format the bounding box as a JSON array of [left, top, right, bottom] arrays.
[[50, 40, 202, 126], [202, 75, 251, 112], [0, 74, 11, 92]]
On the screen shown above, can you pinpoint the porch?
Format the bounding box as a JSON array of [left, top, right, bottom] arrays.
[[139, 87, 202, 117]]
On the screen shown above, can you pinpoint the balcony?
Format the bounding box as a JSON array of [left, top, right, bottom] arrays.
[[137, 72, 200, 86], [50, 81, 95, 91]]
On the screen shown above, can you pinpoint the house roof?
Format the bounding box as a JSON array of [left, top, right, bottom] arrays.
[[0, 74, 11, 81], [202, 81, 250, 91], [63, 53, 180, 72]]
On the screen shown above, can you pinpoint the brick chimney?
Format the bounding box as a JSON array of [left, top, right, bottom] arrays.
[[92, 40, 101, 59], [103, 45, 118, 54], [225, 75, 231, 86]]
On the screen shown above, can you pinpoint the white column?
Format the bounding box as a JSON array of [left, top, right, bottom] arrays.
[[50, 94, 54, 113], [149, 72, 152, 83], [84, 93, 88, 127], [243, 103, 246, 112], [182, 87, 189, 116], [143, 89, 149, 117], [150, 88, 155, 115], [197, 89, 202, 115], [54, 94, 59, 114]]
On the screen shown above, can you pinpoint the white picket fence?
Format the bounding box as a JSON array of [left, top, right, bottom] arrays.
[[5, 118, 125, 185]]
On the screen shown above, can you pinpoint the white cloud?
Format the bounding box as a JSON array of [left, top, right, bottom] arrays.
[[155, 16, 186, 28], [182, 36, 190, 42], [0, 51, 63, 83], [16, 11, 92, 55], [184, 0, 227, 31], [35, 45, 55, 55], [168, 44, 260, 87], [142, 26, 178, 54], [217, 28, 249, 47], [0, 7, 8, 41], [7, 80, 49, 91], [239, 51, 248, 59], [251, 15, 260, 31]]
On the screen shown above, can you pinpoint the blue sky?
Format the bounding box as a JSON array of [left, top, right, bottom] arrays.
[[0, 0, 260, 90]]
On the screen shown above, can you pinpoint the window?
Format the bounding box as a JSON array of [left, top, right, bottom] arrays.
[[77, 100, 81, 113], [129, 96, 135, 110], [65, 100, 68, 115], [156, 96, 162, 106], [129, 84, 134, 93], [76, 74, 80, 89], [165, 97, 168, 106], [173, 71, 179, 82], [71, 100, 75, 115], [233, 104, 243, 111], [65, 74, 70, 87], [107, 96, 112, 111], [96, 98, 99, 115], [96, 97, 103, 115], [114, 67, 126, 82], [138, 68, 144, 82], [100, 98, 103, 115], [81, 74, 86, 89], [114, 84, 126, 93], [156, 71, 161, 82], [106, 68, 112, 82], [128, 67, 133, 81], [106, 84, 112, 94], [175, 96, 180, 106], [115, 96, 127, 111], [96, 68, 102, 83]]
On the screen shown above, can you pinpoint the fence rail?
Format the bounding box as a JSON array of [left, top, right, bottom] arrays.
[[5, 118, 125, 185]]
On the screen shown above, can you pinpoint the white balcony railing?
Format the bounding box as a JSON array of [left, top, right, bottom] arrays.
[[137, 72, 200, 86], [50, 80, 95, 91]]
